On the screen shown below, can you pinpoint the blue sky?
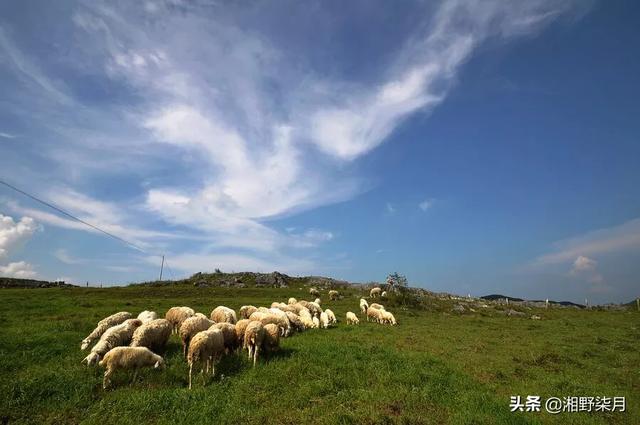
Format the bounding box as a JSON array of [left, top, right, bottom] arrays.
[[1, 0, 639, 303]]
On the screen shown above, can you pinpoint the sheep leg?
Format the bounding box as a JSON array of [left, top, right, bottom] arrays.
[[188, 363, 193, 390], [131, 368, 139, 385], [103, 368, 113, 390], [253, 346, 259, 367]]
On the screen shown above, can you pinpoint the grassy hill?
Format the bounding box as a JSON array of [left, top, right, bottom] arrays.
[[0, 280, 637, 424]]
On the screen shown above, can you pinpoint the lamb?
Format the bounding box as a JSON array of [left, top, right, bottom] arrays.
[[210, 306, 237, 324], [99, 346, 164, 389], [297, 308, 315, 329], [165, 306, 195, 334], [309, 287, 320, 297], [359, 298, 369, 314], [137, 310, 158, 324], [324, 309, 337, 325], [82, 319, 143, 366], [369, 303, 385, 310], [307, 302, 322, 318], [81, 311, 132, 350], [319, 312, 329, 329], [130, 319, 172, 353], [234, 319, 251, 351], [312, 316, 320, 329], [262, 323, 280, 353], [346, 312, 359, 325], [380, 310, 397, 325], [243, 321, 265, 367], [328, 290, 339, 301], [179, 313, 215, 357], [366, 307, 383, 323], [187, 328, 225, 389], [211, 322, 238, 352], [287, 297, 297, 305], [370, 287, 382, 298], [239, 305, 258, 320], [285, 311, 305, 333]]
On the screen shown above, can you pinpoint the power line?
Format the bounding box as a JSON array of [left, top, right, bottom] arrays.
[[1, 178, 176, 280]]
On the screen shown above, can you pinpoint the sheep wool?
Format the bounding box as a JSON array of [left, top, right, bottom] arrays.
[[187, 328, 225, 389], [82, 319, 142, 366], [239, 305, 258, 320], [287, 297, 297, 305], [263, 323, 280, 353], [211, 322, 238, 352], [309, 287, 320, 297], [366, 307, 383, 323], [165, 307, 196, 334], [243, 321, 265, 367], [99, 346, 164, 389], [319, 312, 329, 329], [179, 313, 215, 357], [346, 312, 359, 325], [285, 311, 305, 333], [370, 287, 382, 298], [328, 290, 339, 301], [81, 311, 132, 350], [130, 319, 172, 353], [312, 316, 320, 329], [359, 298, 369, 314], [137, 310, 158, 324], [324, 309, 337, 325], [369, 303, 385, 311], [210, 306, 237, 324], [234, 319, 251, 350]]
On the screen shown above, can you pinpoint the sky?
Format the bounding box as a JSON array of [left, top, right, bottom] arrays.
[[1, 0, 639, 304]]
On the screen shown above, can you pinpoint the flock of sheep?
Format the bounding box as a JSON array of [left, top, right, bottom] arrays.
[[79, 287, 397, 389]]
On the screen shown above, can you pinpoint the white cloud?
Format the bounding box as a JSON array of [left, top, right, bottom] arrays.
[[419, 199, 435, 211], [386, 203, 396, 214], [0, 132, 17, 139], [0, 214, 38, 258], [569, 255, 603, 284], [0, 261, 37, 278]]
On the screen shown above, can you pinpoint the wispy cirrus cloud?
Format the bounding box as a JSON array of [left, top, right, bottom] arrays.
[[0, 0, 585, 276]]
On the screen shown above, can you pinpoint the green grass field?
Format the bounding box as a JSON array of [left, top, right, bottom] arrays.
[[0, 284, 638, 424]]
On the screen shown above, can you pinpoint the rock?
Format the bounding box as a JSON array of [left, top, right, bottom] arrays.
[[506, 309, 526, 317], [530, 315, 542, 320], [452, 304, 465, 313], [255, 271, 289, 288]]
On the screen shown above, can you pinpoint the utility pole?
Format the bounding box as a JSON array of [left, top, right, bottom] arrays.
[[159, 255, 165, 281]]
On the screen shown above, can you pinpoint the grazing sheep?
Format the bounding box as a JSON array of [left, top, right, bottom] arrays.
[[380, 310, 397, 325], [366, 307, 383, 323], [307, 302, 322, 318], [210, 306, 237, 324], [285, 311, 305, 333], [274, 304, 297, 314], [270, 301, 286, 309], [256, 307, 271, 314], [137, 311, 158, 324], [287, 297, 297, 305], [130, 319, 172, 353], [370, 287, 382, 298], [319, 312, 329, 329], [346, 312, 359, 325], [359, 298, 369, 314], [381, 291, 387, 298], [187, 328, 225, 389], [309, 287, 320, 297], [234, 319, 251, 351], [82, 319, 143, 366], [179, 313, 215, 357], [262, 323, 280, 353], [369, 303, 385, 310], [324, 309, 337, 325], [99, 346, 164, 389], [312, 316, 320, 329], [297, 309, 315, 329], [165, 307, 195, 334], [211, 322, 238, 352], [297, 300, 309, 309], [256, 312, 291, 337], [81, 311, 132, 350], [243, 321, 265, 367], [328, 290, 339, 301], [239, 305, 258, 320]]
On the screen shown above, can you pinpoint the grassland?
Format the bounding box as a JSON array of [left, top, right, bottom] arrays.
[[0, 283, 638, 424]]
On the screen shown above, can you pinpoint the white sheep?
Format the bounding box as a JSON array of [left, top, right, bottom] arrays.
[[312, 316, 320, 329], [381, 291, 387, 298], [165, 306, 195, 334], [243, 321, 265, 367], [369, 303, 385, 310], [179, 313, 215, 357], [210, 322, 239, 352], [380, 310, 397, 325], [314, 297, 322, 305], [130, 318, 172, 353], [319, 312, 329, 329], [287, 297, 297, 305], [239, 305, 258, 320], [307, 302, 322, 318], [262, 323, 280, 353], [324, 309, 337, 325], [359, 298, 369, 314], [137, 310, 158, 324], [366, 307, 383, 323], [187, 328, 225, 389], [309, 287, 320, 297], [234, 319, 251, 351], [370, 287, 382, 298], [82, 319, 142, 366], [210, 306, 237, 324], [99, 346, 164, 389], [81, 311, 132, 350], [328, 290, 339, 301], [285, 311, 305, 333], [346, 312, 359, 325]]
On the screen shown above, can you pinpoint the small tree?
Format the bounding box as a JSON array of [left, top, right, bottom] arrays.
[[386, 272, 408, 291]]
